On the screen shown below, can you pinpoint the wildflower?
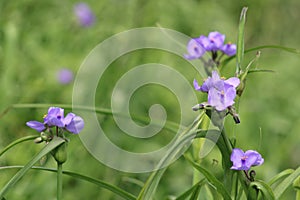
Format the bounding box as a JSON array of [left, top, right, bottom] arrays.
[[57, 68, 73, 84], [26, 107, 84, 134], [194, 71, 240, 111], [221, 43, 237, 56], [74, 2, 95, 27], [199, 31, 225, 51], [230, 148, 264, 171], [184, 38, 206, 60]]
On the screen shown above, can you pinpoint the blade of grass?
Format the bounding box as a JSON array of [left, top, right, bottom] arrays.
[[0, 135, 37, 157], [268, 168, 294, 186], [175, 179, 206, 200], [185, 155, 232, 200], [236, 7, 248, 75], [0, 137, 65, 199], [273, 166, 300, 199], [0, 165, 136, 200], [249, 180, 275, 200], [137, 112, 204, 200]]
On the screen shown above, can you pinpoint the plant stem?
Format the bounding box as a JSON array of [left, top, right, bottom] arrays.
[[57, 162, 63, 200]]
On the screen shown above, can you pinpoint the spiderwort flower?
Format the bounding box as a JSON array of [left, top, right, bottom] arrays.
[[199, 31, 225, 51], [230, 148, 264, 171], [194, 71, 240, 111], [26, 107, 84, 135], [74, 2, 95, 27], [184, 38, 206, 60], [221, 43, 237, 56]]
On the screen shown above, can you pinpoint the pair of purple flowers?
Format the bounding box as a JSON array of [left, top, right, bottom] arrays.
[[194, 71, 240, 111], [185, 31, 237, 60], [26, 107, 84, 135]]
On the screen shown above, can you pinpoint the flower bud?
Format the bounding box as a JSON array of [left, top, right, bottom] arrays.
[[51, 143, 68, 164], [34, 137, 43, 144]]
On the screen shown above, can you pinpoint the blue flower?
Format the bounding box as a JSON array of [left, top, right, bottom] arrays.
[[230, 148, 264, 171], [194, 71, 240, 111], [184, 38, 206, 60], [26, 107, 84, 134]]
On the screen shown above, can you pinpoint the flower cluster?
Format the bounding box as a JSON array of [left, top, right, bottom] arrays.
[[26, 107, 84, 135], [230, 148, 264, 171], [194, 71, 240, 111], [184, 31, 236, 60]]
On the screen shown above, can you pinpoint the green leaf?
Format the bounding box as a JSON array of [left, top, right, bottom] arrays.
[[246, 45, 300, 54], [249, 180, 275, 200], [248, 69, 275, 74], [236, 7, 248, 74], [0, 137, 65, 199], [273, 166, 300, 199], [175, 179, 206, 200], [0, 165, 136, 200], [0, 135, 37, 157], [268, 168, 294, 186], [185, 156, 232, 200], [137, 112, 204, 200]]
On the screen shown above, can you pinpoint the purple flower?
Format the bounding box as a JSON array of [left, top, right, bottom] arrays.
[[63, 113, 84, 134], [194, 71, 240, 111], [43, 107, 65, 127], [74, 3, 95, 27], [230, 148, 264, 171], [221, 43, 237, 56], [26, 107, 84, 134], [184, 38, 206, 60], [26, 121, 46, 132], [57, 68, 74, 84], [199, 31, 225, 51]]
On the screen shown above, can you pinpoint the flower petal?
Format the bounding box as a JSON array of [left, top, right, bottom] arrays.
[[26, 121, 46, 132], [65, 116, 84, 134], [225, 77, 240, 88]]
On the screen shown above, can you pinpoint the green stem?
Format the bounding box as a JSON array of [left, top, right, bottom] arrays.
[[57, 162, 63, 200], [0, 135, 37, 157]]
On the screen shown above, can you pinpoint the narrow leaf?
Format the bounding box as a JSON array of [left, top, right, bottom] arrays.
[[236, 7, 248, 74], [268, 168, 294, 186], [137, 113, 204, 200], [0, 137, 65, 199], [0, 166, 136, 200], [185, 156, 232, 200], [274, 166, 300, 199], [0, 135, 37, 157], [249, 180, 275, 200], [175, 179, 206, 200]]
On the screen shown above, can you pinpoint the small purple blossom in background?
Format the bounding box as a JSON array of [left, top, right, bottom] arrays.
[[184, 38, 206, 60], [57, 68, 74, 84], [221, 43, 237, 56], [26, 107, 84, 134], [230, 148, 264, 171], [194, 71, 240, 111], [74, 2, 95, 27]]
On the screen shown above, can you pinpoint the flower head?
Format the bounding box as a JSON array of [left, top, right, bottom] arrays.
[[26, 107, 84, 135], [57, 68, 74, 84], [221, 43, 237, 56], [74, 3, 95, 27], [194, 71, 240, 111], [230, 148, 264, 171], [43, 107, 65, 127], [199, 31, 225, 51], [184, 38, 206, 60]]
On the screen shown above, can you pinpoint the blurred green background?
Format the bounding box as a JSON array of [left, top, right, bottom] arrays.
[[0, 0, 300, 199]]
